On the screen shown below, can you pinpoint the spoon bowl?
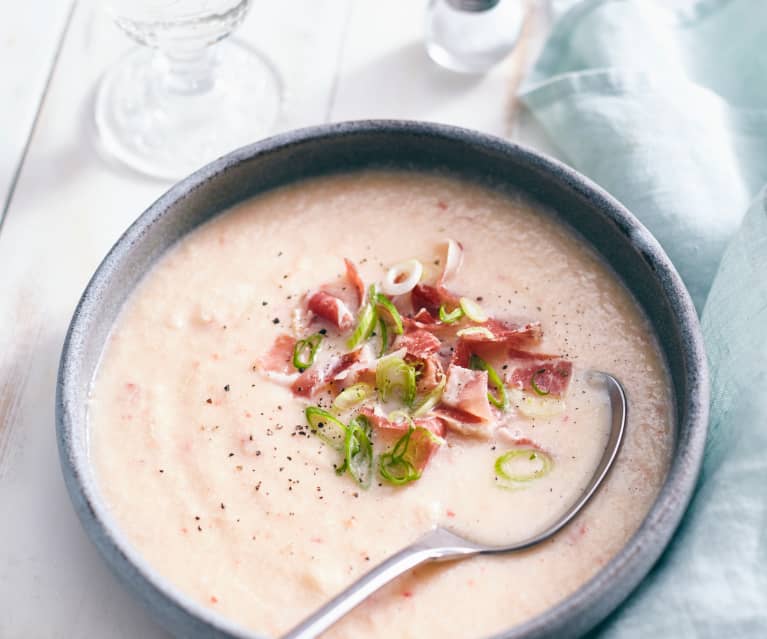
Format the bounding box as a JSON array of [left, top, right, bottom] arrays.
[[283, 372, 627, 639]]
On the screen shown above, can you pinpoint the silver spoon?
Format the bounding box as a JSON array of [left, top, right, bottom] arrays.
[[283, 372, 627, 639]]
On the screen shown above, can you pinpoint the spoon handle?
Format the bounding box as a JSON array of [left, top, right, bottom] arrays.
[[282, 529, 479, 639]]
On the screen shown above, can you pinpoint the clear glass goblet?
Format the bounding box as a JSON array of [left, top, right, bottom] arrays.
[[94, 0, 282, 180]]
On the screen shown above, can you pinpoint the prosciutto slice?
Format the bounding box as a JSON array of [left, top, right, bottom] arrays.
[[459, 318, 542, 345], [393, 329, 442, 359], [291, 349, 364, 397], [415, 356, 444, 394], [440, 364, 492, 424], [507, 359, 572, 398], [307, 291, 354, 331], [358, 407, 447, 437], [344, 258, 366, 307], [410, 283, 461, 315], [256, 334, 296, 374], [407, 426, 445, 471]]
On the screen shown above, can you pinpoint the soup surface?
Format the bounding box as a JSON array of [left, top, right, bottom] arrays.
[[89, 171, 673, 638]]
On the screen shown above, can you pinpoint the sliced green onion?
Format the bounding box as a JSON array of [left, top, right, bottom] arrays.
[[332, 383, 373, 413], [387, 410, 414, 430], [376, 355, 417, 406], [375, 293, 404, 335], [412, 375, 446, 417], [305, 407, 348, 451], [347, 285, 378, 349], [456, 326, 494, 340], [342, 415, 373, 488], [459, 297, 488, 323], [470, 354, 508, 410], [292, 333, 324, 371], [531, 368, 550, 396], [438, 304, 464, 324], [379, 455, 420, 485], [379, 425, 421, 485], [378, 316, 389, 357], [494, 448, 553, 487]]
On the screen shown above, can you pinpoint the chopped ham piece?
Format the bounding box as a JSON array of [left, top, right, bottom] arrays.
[[292, 349, 363, 397], [507, 359, 572, 398], [307, 291, 354, 331], [410, 284, 442, 315], [358, 407, 447, 438], [413, 308, 438, 324], [407, 427, 445, 471], [256, 334, 296, 374], [440, 365, 492, 425], [450, 339, 472, 368], [433, 405, 492, 438], [344, 258, 366, 307], [414, 416, 447, 438], [394, 329, 441, 359], [415, 356, 444, 394], [459, 318, 542, 345], [410, 284, 460, 316]]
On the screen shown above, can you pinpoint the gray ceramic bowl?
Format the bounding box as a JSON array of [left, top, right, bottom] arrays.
[[57, 120, 709, 639]]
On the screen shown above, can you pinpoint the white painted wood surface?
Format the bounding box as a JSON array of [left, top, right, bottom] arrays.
[[0, 2, 73, 221], [0, 1, 551, 636]]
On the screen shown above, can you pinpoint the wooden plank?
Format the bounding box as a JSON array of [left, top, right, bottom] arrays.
[[0, 1, 351, 637], [0, 1, 74, 224]]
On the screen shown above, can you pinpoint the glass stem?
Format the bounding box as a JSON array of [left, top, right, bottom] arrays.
[[157, 45, 217, 96]]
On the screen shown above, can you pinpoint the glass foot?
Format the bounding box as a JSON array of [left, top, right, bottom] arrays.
[[94, 40, 282, 181]]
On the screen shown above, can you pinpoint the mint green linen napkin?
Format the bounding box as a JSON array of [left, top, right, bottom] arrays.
[[518, 0, 767, 635]]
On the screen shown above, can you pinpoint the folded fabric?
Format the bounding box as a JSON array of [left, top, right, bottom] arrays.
[[518, 0, 767, 636]]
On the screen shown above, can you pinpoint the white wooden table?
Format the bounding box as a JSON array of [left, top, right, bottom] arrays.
[[0, 2, 552, 636]]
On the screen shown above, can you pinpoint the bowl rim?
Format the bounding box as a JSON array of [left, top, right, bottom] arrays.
[[56, 119, 709, 639]]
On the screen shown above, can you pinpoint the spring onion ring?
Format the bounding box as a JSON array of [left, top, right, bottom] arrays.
[[459, 297, 488, 323], [531, 368, 551, 396], [439, 304, 464, 324], [375, 293, 404, 334], [379, 425, 422, 485], [292, 333, 323, 371], [412, 375, 447, 417], [342, 415, 373, 488], [456, 326, 495, 340], [494, 448, 553, 487], [439, 239, 463, 286], [305, 407, 347, 451], [376, 355, 417, 406], [332, 383, 374, 413], [347, 285, 378, 349], [381, 259, 423, 296], [470, 354, 507, 410], [377, 316, 389, 357]]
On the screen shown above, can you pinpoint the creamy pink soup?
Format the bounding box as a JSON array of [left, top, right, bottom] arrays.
[[89, 171, 672, 638]]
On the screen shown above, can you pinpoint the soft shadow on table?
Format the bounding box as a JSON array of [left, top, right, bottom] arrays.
[[319, 40, 485, 121]]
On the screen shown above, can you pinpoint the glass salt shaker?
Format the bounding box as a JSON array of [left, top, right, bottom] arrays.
[[424, 0, 526, 73]]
